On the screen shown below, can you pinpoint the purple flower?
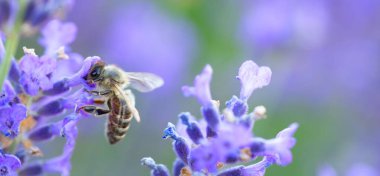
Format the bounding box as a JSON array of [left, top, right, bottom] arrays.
[[0, 104, 27, 138], [189, 142, 223, 173], [189, 123, 253, 172], [0, 153, 21, 176], [19, 51, 57, 95], [0, 80, 17, 106], [23, 0, 73, 27], [0, 1, 11, 28], [251, 123, 298, 166], [182, 65, 214, 107], [50, 53, 83, 83], [143, 61, 298, 175], [39, 20, 77, 56], [28, 122, 61, 142], [237, 60, 272, 101]]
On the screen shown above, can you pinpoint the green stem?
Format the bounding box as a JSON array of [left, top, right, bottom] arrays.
[[0, 0, 27, 89]]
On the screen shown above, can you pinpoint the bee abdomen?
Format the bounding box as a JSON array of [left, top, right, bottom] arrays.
[[106, 112, 133, 144], [106, 92, 134, 144]]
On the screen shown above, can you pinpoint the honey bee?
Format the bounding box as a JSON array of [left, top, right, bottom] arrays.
[[79, 60, 163, 144]]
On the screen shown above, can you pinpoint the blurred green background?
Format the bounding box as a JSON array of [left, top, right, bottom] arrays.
[[22, 0, 379, 175]]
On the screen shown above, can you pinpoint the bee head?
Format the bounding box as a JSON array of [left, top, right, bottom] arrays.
[[83, 61, 105, 84]]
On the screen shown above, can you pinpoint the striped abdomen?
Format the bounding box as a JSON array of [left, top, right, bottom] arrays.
[[106, 93, 133, 144]]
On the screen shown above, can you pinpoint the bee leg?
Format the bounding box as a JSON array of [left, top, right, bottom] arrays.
[[99, 90, 112, 95], [85, 90, 112, 96], [93, 98, 106, 105], [78, 105, 110, 116]]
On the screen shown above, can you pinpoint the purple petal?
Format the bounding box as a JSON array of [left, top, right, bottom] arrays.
[[19, 74, 40, 96], [237, 60, 272, 101], [189, 143, 223, 173], [18, 54, 57, 95], [39, 20, 77, 56], [264, 123, 298, 166], [0, 80, 17, 106], [182, 65, 213, 107], [241, 157, 274, 176], [67, 56, 101, 87], [19, 54, 40, 73], [0, 104, 27, 138], [0, 154, 21, 175], [277, 123, 299, 137], [51, 53, 83, 83]]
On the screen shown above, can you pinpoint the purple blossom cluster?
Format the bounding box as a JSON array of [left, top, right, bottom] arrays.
[[0, 2, 114, 175], [0, 0, 73, 31], [141, 61, 298, 176]]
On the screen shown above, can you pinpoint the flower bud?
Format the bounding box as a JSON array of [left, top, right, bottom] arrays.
[[206, 126, 217, 138], [179, 113, 204, 144], [201, 105, 220, 131], [173, 158, 186, 176], [141, 157, 170, 176], [163, 123, 190, 164], [29, 123, 60, 142], [43, 79, 71, 95], [36, 98, 66, 116], [18, 163, 43, 176]]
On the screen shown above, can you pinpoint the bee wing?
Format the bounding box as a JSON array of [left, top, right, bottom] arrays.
[[124, 72, 164, 92]]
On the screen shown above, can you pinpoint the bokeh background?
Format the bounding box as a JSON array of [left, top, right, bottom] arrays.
[[25, 0, 380, 175]]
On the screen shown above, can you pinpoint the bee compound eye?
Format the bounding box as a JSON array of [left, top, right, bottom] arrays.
[[90, 66, 102, 79]]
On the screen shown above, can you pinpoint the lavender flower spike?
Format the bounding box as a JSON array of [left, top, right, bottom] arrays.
[[237, 60, 272, 101], [141, 157, 170, 176], [182, 64, 213, 107], [0, 153, 22, 176], [142, 61, 297, 176]]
